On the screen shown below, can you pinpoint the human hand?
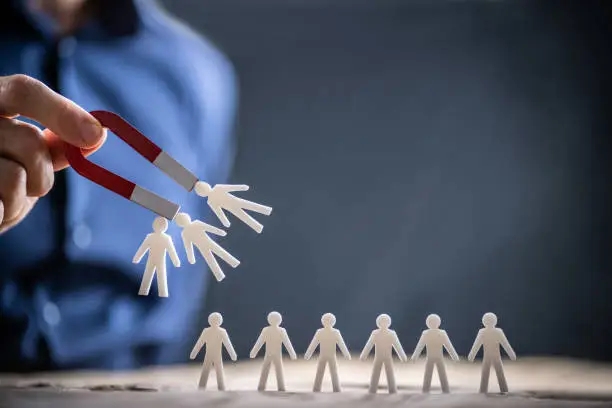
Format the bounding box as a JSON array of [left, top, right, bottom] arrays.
[[0, 75, 105, 233]]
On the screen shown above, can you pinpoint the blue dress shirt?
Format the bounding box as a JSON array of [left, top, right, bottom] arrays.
[[0, 0, 237, 370]]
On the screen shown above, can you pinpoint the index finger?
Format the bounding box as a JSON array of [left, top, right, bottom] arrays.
[[0, 75, 104, 147], [43, 128, 107, 171]]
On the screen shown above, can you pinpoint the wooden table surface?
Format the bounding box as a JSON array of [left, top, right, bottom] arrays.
[[2, 357, 612, 407]]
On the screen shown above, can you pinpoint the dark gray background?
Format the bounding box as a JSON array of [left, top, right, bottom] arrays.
[[159, 0, 612, 360]]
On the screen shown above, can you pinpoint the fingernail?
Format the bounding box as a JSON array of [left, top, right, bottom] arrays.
[[80, 119, 103, 145]]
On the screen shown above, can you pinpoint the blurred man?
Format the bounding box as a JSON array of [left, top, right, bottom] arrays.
[[0, 0, 237, 370]]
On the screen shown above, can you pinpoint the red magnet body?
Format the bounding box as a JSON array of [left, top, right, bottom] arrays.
[[63, 110, 199, 220]]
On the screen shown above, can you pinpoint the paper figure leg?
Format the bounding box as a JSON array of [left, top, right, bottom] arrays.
[[273, 357, 286, 391], [156, 264, 168, 297], [384, 360, 397, 394], [313, 359, 327, 392], [214, 360, 226, 391], [237, 197, 273, 215], [198, 359, 212, 389], [329, 358, 341, 392], [436, 360, 450, 393], [232, 208, 264, 233], [369, 360, 383, 394], [138, 263, 156, 296], [258, 358, 272, 391], [494, 360, 508, 393], [479, 359, 492, 393], [423, 359, 434, 393], [203, 250, 226, 282], [210, 241, 240, 268]]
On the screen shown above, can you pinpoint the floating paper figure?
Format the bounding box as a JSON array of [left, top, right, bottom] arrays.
[[175, 212, 239, 282], [133, 217, 181, 297], [195, 182, 272, 233]]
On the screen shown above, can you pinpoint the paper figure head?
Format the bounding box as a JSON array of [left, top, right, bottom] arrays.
[[153, 216, 168, 233], [482, 312, 497, 328], [376, 314, 391, 329], [321, 313, 336, 328], [426, 314, 441, 329]]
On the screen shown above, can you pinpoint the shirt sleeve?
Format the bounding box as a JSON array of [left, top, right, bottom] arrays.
[[182, 38, 239, 187]]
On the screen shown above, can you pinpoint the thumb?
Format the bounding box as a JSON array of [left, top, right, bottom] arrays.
[[43, 127, 107, 171]]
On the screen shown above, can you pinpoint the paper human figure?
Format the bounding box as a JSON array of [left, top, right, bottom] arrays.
[[468, 312, 517, 393], [194, 182, 272, 233], [411, 314, 460, 393], [175, 212, 239, 282], [304, 313, 351, 392], [360, 314, 407, 394], [250, 311, 297, 391], [133, 217, 180, 297], [190, 312, 238, 391]]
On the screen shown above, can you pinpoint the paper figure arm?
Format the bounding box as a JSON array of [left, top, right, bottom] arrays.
[[410, 333, 426, 361], [222, 329, 238, 361], [215, 184, 250, 193], [190, 329, 207, 360], [166, 236, 181, 267], [336, 330, 352, 360], [194, 220, 227, 236], [443, 331, 460, 361], [391, 330, 408, 362], [133, 235, 151, 263], [282, 328, 298, 360], [249, 330, 265, 358], [360, 332, 375, 360], [304, 330, 320, 360], [468, 329, 484, 361], [499, 329, 517, 360]]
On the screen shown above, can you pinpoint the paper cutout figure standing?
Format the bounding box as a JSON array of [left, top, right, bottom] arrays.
[[250, 311, 297, 391], [190, 312, 238, 391], [468, 312, 517, 393], [175, 212, 239, 282], [410, 314, 460, 393], [304, 313, 351, 392], [360, 314, 407, 394], [195, 182, 273, 234], [133, 217, 180, 297]]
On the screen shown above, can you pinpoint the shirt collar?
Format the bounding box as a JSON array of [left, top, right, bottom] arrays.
[[3, 0, 141, 41]]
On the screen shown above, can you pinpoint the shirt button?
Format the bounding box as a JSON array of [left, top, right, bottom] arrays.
[[72, 223, 92, 249], [59, 37, 77, 59], [43, 302, 61, 326]]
